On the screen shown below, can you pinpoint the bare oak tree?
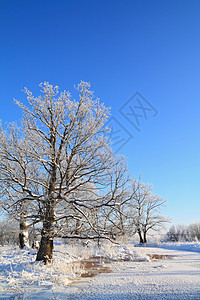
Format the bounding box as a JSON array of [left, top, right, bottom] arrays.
[[0, 82, 129, 263]]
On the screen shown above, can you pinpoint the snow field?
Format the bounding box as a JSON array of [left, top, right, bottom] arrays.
[[0, 241, 200, 299], [57, 246, 200, 299], [0, 240, 148, 298]]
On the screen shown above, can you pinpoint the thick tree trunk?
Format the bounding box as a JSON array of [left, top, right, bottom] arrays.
[[36, 134, 57, 264], [143, 231, 147, 243], [138, 229, 144, 244], [36, 200, 55, 264], [36, 229, 53, 264], [19, 220, 29, 249]]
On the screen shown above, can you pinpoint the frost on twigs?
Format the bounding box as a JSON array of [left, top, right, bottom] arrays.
[[0, 81, 130, 262]]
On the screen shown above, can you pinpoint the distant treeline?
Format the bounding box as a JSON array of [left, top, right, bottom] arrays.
[[0, 220, 37, 246], [165, 222, 200, 242]]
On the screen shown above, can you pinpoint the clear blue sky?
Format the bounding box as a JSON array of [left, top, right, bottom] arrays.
[[0, 0, 200, 225]]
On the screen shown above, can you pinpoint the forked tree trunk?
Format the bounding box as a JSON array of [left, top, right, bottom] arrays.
[[19, 220, 29, 249]]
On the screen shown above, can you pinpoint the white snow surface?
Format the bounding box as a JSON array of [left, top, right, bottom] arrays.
[[0, 241, 200, 299]]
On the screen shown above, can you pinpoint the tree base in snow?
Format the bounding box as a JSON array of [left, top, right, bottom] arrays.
[[36, 236, 53, 264]]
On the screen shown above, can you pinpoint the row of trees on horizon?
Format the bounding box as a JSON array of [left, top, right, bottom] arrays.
[[166, 222, 200, 242]]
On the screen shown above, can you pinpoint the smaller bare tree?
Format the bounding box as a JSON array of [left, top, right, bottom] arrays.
[[130, 179, 169, 243]]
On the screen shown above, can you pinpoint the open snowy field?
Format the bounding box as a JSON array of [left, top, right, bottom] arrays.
[[0, 242, 200, 299]]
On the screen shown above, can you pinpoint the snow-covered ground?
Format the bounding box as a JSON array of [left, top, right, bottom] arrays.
[[0, 241, 200, 299]]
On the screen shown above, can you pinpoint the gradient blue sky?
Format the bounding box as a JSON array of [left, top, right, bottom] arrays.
[[0, 0, 200, 225]]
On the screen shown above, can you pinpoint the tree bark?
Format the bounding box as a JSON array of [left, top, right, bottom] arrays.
[[138, 229, 144, 244], [36, 143, 56, 263], [143, 231, 147, 243], [36, 229, 53, 264], [36, 200, 55, 263], [19, 220, 29, 249]]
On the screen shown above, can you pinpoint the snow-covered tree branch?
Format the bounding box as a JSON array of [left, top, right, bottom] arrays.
[[0, 82, 129, 263]]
